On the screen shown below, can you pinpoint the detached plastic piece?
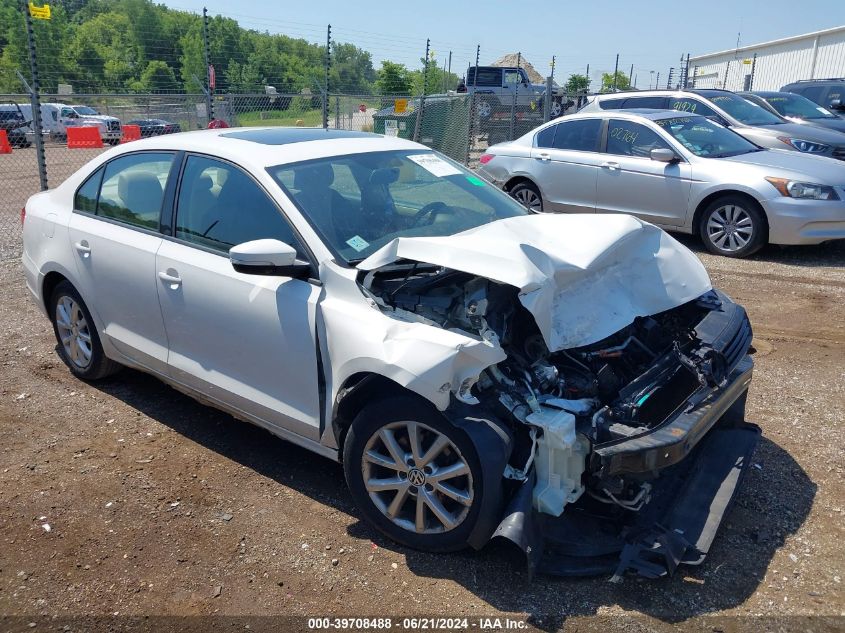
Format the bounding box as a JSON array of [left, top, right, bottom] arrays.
[[527, 405, 588, 516]]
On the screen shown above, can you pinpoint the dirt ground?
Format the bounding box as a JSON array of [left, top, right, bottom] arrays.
[[0, 151, 843, 631]]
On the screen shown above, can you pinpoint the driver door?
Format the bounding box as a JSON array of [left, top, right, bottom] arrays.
[[156, 154, 323, 440]]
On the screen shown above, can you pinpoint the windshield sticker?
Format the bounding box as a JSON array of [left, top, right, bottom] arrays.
[[408, 153, 462, 177], [466, 175, 485, 187], [346, 235, 370, 252], [818, 107, 832, 115]]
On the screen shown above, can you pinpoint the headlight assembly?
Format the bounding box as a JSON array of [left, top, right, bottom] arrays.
[[777, 136, 830, 153], [765, 177, 840, 200]]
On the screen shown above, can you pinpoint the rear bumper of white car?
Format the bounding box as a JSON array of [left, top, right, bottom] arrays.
[[763, 196, 845, 245], [22, 250, 46, 316]]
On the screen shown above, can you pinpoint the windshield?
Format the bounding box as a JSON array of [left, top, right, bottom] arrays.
[[762, 93, 837, 120], [656, 116, 760, 158], [74, 106, 98, 115], [269, 150, 529, 264], [706, 92, 785, 125]]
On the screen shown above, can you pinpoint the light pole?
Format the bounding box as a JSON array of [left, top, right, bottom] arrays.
[[649, 70, 655, 89]]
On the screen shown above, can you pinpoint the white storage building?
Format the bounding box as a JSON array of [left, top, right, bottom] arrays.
[[689, 25, 845, 91]]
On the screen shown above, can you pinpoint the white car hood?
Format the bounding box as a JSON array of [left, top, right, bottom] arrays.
[[358, 214, 712, 351]]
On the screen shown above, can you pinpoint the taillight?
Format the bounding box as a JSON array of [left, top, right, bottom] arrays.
[[20, 207, 25, 225], [479, 153, 495, 164]]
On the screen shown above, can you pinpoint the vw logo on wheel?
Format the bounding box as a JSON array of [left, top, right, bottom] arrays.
[[407, 468, 426, 486]]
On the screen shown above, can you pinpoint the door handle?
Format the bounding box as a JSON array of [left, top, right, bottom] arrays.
[[600, 161, 620, 170], [73, 241, 91, 255], [536, 152, 551, 161], [158, 271, 182, 285]]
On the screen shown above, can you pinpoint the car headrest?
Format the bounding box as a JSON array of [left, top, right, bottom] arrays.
[[117, 171, 163, 217], [368, 167, 399, 186]]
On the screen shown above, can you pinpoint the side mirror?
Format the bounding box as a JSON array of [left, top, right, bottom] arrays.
[[650, 148, 679, 163], [229, 239, 311, 278]]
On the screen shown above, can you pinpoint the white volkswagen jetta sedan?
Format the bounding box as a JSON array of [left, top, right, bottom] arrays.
[[22, 128, 760, 579]]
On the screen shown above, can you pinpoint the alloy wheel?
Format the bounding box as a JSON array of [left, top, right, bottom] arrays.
[[362, 421, 474, 534], [55, 295, 93, 369], [514, 187, 542, 211], [706, 204, 754, 253]]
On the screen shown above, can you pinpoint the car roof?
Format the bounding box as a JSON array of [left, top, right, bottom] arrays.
[[567, 108, 704, 122], [97, 127, 426, 169], [593, 88, 734, 99]]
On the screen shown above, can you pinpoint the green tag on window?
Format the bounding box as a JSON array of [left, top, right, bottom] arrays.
[[466, 175, 485, 187]]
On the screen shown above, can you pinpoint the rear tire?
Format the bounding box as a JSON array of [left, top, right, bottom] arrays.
[[343, 396, 486, 553], [510, 181, 543, 213], [699, 195, 766, 258], [49, 281, 121, 381]]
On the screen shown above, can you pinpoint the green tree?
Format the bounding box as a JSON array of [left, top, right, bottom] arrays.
[[330, 42, 375, 94], [131, 60, 179, 92], [600, 71, 631, 93], [376, 60, 412, 96], [564, 73, 590, 94]]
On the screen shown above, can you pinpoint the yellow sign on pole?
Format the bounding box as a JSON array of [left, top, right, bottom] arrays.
[[29, 2, 51, 19], [742, 58, 752, 65], [394, 98, 408, 114]]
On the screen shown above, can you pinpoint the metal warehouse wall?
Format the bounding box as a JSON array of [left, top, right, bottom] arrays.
[[690, 26, 845, 91]]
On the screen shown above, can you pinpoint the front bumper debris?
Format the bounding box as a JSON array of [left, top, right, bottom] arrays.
[[492, 422, 760, 580]]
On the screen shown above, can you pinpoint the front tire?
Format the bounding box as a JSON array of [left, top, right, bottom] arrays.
[[699, 195, 766, 258], [343, 396, 485, 553], [510, 181, 543, 213], [49, 281, 121, 381]]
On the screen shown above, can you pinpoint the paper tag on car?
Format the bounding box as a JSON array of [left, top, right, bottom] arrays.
[[408, 154, 462, 177], [346, 235, 369, 252]]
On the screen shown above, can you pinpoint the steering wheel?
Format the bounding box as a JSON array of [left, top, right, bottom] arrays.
[[410, 201, 451, 227]]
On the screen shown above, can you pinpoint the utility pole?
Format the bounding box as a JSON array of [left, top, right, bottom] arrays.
[[628, 63, 633, 87], [612, 54, 619, 91], [464, 43, 480, 166], [21, 0, 46, 190], [202, 7, 213, 121], [413, 38, 430, 142], [323, 24, 331, 129]]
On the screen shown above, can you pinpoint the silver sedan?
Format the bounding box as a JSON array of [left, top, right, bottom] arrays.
[[478, 109, 845, 257]]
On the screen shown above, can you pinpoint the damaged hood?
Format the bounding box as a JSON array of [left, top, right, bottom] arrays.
[[358, 214, 712, 351]]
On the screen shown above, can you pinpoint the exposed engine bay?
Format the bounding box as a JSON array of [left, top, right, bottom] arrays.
[[362, 261, 752, 540]]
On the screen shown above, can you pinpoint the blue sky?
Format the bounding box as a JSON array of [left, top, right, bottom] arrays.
[[163, 0, 844, 88]]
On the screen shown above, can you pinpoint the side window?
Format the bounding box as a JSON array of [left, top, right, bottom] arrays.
[[175, 155, 301, 254], [623, 96, 668, 109], [535, 125, 556, 148], [551, 119, 602, 152], [503, 70, 521, 87], [74, 167, 103, 213], [599, 98, 626, 110], [670, 98, 718, 118], [476, 68, 501, 87], [97, 153, 174, 229], [824, 88, 842, 108], [606, 120, 672, 158], [796, 86, 825, 104]]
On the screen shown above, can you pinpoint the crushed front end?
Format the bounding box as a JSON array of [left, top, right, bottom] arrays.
[[362, 255, 759, 580]]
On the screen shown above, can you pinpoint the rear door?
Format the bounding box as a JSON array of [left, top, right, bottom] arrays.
[[528, 118, 604, 213], [595, 119, 691, 226], [156, 154, 322, 439], [68, 152, 176, 372]]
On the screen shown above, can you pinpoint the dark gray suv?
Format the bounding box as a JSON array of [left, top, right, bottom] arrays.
[[781, 79, 845, 115]]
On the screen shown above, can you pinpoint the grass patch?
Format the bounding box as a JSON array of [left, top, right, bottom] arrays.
[[236, 108, 323, 127]]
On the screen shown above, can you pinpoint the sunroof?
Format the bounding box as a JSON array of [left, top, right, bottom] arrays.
[[220, 127, 376, 145]]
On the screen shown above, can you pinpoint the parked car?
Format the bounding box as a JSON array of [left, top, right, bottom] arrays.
[[22, 127, 760, 579], [0, 105, 33, 147], [68, 105, 123, 145], [580, 89, 845, 161], [478, 110, 845, 257], [458, 65, 563, 118], [780, 78, 845, 114], [126, 118, 182, 137], [740, 91, 845, 134]]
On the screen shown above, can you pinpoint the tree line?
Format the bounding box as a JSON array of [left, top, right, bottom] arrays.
[[0, 0, 460, 96]]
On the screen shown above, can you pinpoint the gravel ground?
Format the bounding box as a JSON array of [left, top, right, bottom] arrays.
[[0, 152, 843, 632]]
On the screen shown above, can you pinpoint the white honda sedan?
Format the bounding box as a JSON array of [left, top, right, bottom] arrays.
[[22, 128, 759, 578]]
